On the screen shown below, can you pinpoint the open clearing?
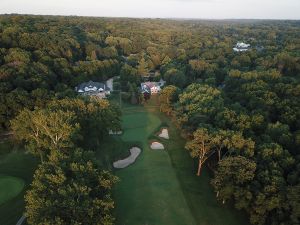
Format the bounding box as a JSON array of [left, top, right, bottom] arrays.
[[113, 97, 249, 225]]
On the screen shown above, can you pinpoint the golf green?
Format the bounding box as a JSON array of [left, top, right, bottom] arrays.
[[0, 175, 25, 205]]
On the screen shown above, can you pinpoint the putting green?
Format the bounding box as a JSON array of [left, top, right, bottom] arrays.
[[0, 175, 25, 205]]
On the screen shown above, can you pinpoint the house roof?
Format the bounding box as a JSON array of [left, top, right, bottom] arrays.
[[141, 81, 165, 93], [233, 42, 251, 52], [77, 80, 110, 91]]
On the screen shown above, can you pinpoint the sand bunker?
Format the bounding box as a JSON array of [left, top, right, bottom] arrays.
[[150, 142, 165, 150], [158, 128, 169, 139], [113, 147, 141, 169]]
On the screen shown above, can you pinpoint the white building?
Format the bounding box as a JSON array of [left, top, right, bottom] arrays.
[[233, 42, 251, 52], [141, 79, 166, 95], [75, 80, 111, 98]]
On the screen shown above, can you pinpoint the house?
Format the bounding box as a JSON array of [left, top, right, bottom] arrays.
[[141, 79, 166, 95], [233, 42, 251, 52], [75, 80, 111, 98]]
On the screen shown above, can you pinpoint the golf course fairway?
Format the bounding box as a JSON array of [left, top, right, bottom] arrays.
[[113, 98, 249, 225]]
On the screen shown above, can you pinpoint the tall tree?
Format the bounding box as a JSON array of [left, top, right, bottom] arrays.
[[25, 149, 119, 225], [159, 85, 179, 116], [211, 156, 256, 207], [11, 108, 79, 161], [185, 128, 214, 176], [137, 57, 149, 76]]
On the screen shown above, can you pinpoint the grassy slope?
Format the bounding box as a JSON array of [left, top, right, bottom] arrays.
[[0, 141, 38, 225], [113, 97, 249, 225]]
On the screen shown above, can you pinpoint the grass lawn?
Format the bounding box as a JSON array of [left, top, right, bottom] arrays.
[[0, 141, 38, 225], [112, 96, 249, 225]]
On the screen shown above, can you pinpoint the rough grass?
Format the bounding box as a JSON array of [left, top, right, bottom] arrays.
[[112, 96, 249, 225], [0, 141, 38, 225]]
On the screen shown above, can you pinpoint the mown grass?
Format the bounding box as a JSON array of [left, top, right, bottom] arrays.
[[0, 141, 38, 225], [113, 105, 196, 225], [112, 96, 249, 225]]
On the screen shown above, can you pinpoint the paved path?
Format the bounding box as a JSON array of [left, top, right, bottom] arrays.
[[16, 215, 25, 225], [106, 78, 114, 91]]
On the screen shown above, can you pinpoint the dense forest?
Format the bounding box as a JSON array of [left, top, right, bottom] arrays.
[[0, 15, 300, 225]]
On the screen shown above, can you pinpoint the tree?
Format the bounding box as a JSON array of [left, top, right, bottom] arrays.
[[177, 83, 223, 130], [119, 64, 139, 91], [211, 156, 256, 207], [25, 149, 119, 225], [159, 85, 179, 115], [189, 59, 209, 80], [47, 98, 121, 149], [185, 128, 214, 176], [249, 143, 295, 225], [11, 108, 79, 162], [266, 122, 293, 150], [4, 48, 31, 65], [287, 185, 300, 224], [137, 57, 149, 76], [211, 129, 255, 161], [163, 68, 186, 88], [128, 83, 138, 105]]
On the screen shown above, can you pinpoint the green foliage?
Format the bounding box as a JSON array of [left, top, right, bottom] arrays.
[[25, 149, 118, 225], [212, 156, 256, 210], [4, 48, 31, 64], [177, 83, 223, 130], [11, 97, 121, 160], [137, 57, 149, 76], [11, 108, 79, 161], [159, 85, 180, 115], [163, 68, 186, 88], [185, 128, 214, 176]]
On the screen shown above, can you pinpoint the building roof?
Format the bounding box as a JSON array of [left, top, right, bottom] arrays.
[[236, 42, 250, 48], [141, 80, 165, 93], [233, 42, 251, 52], [77, 80, 110, 92]]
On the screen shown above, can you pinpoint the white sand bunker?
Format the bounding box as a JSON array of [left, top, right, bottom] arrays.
[[113, 147, 141, 169], [158, 128, 169, 139], [150, 142, 165, 150]]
